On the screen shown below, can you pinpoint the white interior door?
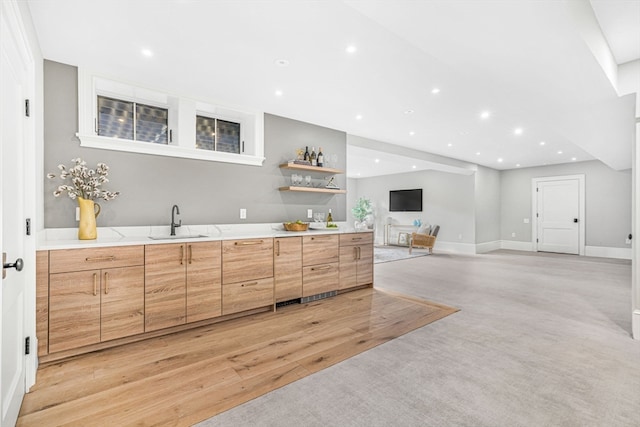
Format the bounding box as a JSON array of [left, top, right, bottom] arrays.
[[536, 179, 580, 255], [1, 4, 29, 425]]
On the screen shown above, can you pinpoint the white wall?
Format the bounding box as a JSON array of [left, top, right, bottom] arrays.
[[353, 169, 476, 246], [474, 166, 501, 244], [500, 160, 632, 249]]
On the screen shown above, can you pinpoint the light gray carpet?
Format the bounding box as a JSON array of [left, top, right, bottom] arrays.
[[197, 250, 639, 427], [374, 245, 430, 263]]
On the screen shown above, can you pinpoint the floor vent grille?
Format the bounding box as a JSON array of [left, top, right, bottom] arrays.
[[275, 298, 301, 308], [300, 290, 337, 304]]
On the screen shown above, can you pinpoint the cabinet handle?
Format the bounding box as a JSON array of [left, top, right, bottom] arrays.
[[351, 237, 363, 241], [85, 256, 116, 262], [353, 246, 358, 260], [235, 240, 264, 246], [311, 265, 332, 271], [180, 245, 184, 265], [241, 281, 258, 287], [93, 273, 98, 296], [311, 236, 330, 240], [188, 245, 193, 264], [275, 240, 280, 256], [104, 271, 109, 294], [357, 247, 361, 260]]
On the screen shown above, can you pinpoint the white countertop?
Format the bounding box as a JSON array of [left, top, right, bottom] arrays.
[[37, 222, 372, 250]]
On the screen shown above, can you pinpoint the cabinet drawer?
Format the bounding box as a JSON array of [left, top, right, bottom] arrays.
[[50, 245, 144, 273], [302, 234, 339, 266], [222, 239, 273, 284], [302, 262, 339, 297], [222, 277, 274, 315], [339, 233, 373, 247]]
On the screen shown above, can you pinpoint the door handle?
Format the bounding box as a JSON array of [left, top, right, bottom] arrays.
[[573, 218, 578, 223], [3, 252, 24, 279]]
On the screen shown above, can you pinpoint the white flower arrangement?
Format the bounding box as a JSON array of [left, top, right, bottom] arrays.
[[47, 158, 120, 201]]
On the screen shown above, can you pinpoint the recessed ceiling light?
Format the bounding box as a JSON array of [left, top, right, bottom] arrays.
[[346, 45, 357, 54], [447, 143, 453, 147], [571, 157, 577, 161], [141, 48, 153, 57], [539, 141, 546, 146], [516, 163, 521, 167], [476, 152, 481, 156], [409, 131, 415, 136], [480, 111, 491, 119], [431, 88, 440, 94], [404, 109, 414, 115], [355, 114, 363, 120], [497, 158, 504, 163], [412, 165, 417, 169], [275, 90, 283, 97], [557, 150, 563, 154], [274, 59, 290, 67], [514, 128, 523, 135], [374, 158, 380, 163]]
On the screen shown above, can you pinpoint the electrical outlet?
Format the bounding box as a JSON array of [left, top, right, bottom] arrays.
[[240, 208, 247, 219], [523, 218, 529, 224], [76, 207, 80, 221], [626, 238, 631, 244], [458, 234, 462, 240], [307, 209, 313, 219], [512, 232, 516, 237]]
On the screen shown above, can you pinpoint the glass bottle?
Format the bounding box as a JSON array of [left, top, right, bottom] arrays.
[[317, 147, 324, 167], [304, 146, 310, 162], [310, 146, 317, 166], [326, 208, 333, 226]]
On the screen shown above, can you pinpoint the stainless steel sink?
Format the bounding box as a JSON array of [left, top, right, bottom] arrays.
[[148, 234, 208, 240]]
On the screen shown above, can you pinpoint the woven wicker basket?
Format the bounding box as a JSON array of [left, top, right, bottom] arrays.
[[283, 222, 309, 231]]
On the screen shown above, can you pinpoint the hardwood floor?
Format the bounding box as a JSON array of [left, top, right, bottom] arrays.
[[18, 288, 457, 426]]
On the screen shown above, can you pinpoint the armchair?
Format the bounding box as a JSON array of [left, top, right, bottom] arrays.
[[410, 225, 439, 254]]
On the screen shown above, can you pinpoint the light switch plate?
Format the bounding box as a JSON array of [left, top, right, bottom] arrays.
[[76, 207, 80, 221], [240, 208, 247, 219], [307, 209, 313, 219], [523, 218, 530, 224]]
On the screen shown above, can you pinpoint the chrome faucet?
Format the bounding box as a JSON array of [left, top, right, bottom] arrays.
[[170, 204, 181, 236]]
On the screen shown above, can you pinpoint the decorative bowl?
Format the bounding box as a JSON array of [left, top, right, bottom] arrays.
[[283, 222, 309, 231]]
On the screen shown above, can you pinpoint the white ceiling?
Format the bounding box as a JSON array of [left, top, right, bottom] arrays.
[[26, 0, 639, 178]]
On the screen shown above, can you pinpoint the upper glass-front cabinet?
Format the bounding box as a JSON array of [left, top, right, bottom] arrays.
[[77, 69, 265, 166]]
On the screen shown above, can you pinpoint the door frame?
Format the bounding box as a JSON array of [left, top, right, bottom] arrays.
[[1, 0, 38, 393], [531, 174, 585, 256]]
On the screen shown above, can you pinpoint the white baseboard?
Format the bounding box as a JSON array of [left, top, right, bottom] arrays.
[[500, 240, 534, 252], [436, 241, 477, 255], [475, 240, 502, 254], [584, 245, 632, 260], [633, 310, 640, 340]]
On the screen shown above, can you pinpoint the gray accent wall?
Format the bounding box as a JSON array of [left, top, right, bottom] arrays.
[[474, 166, 501, 244], [500, 160, 632, 248], [43, 60, 347, 227], [354, 170, 476, 245]]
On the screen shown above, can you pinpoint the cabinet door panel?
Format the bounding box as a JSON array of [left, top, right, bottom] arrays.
[[339, 246, 358, 290], [222, 239, 273, 284], [357, 245, 374, 286], [49, 270, 101, 353], [101, 266, 145, 341], [145, 244, 186, 332], [186, 241, 222, 323], [274, 237, 302, 302], [222, 277, 274, 315], [302, 262, 339, 297], [302, 235, 339, 266]]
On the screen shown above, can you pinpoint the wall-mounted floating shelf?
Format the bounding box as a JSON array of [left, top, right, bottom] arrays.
[[278, 186, 347, 194], [279, 163, 344, 174]]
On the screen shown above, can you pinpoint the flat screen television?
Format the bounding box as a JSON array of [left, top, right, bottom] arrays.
[[389, 189, 422, 212]]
